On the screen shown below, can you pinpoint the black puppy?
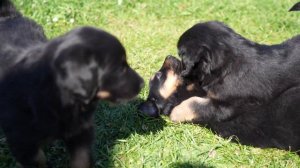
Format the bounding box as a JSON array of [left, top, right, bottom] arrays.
[[174, 21, 300, 152], [0, 0, 143, 167], [141, 20, 300, 153]]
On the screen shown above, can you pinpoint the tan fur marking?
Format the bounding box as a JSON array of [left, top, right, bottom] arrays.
[[150, 75, 155, 81], [18, 149, 47, 168], [35, 149, 47, 168], [159, 70, 180, 99], [16, 162, 23, 168], [207, 90, 218, 99], [97, 91, 111, 99], [70, 147, 90, 168], [16, 149, 48, 168], [186, 83, 196, 91], [170, 97, 210, 123]]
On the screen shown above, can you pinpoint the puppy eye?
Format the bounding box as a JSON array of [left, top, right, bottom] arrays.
[[178, 50, 186, 57], [150, 97, 157, 102], [155, 72, 162, 79]]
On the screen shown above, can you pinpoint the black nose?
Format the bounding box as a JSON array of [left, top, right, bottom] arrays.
[[138, 101, 159, 118]]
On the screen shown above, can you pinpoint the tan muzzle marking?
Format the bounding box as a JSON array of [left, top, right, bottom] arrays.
[[97, 91, 111, 99], [186, 83, 196, 91], [159, 70, 181, 99]]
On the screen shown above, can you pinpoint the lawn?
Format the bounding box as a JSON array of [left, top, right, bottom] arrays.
[[1, 0, 300, 167]]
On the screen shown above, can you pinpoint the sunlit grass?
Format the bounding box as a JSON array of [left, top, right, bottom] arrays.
[[0, 0, 300, 167]]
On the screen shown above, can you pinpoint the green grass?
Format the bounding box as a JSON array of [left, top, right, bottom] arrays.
[[1, 0, 300, 167]]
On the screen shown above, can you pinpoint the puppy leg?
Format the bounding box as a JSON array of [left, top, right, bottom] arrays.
[[170, 96, 210, 123], [65, 127, 94, 168], [70, 146, 91, 168], [170, 96, 237, 124], [9, 143, 46, 168]]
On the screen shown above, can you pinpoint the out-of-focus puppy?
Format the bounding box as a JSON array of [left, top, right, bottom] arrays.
[[0, 0, 144, 167]]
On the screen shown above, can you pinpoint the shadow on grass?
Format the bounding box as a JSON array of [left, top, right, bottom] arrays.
[[0, 129, 16, 168], [171, 162, 215, 168], [0, 98, 166, 167], [93, 98, 166, 167]]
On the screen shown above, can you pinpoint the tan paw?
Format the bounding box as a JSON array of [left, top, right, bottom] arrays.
[[70, 147, 90, 168], [170, 97, 210, 123]]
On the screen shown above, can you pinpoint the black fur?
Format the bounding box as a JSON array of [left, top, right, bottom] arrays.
[[177, 21, 300, 152], [289, 2, 300, 11], [0, 0, 143, 167]]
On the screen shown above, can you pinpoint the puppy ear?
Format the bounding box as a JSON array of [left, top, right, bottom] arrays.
[[181, 45, 211, 78], [162, 55, 182, 72], [53, 45, 99, 104], [289, 2, 300, 11], [198, 45, 212, 74], [162, 55, 173, 69]]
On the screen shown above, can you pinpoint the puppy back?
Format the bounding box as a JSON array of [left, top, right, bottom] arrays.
[[289, 2, 300, 11]]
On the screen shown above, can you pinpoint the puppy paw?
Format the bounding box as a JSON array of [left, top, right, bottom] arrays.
[[169, 97, 209, 123]]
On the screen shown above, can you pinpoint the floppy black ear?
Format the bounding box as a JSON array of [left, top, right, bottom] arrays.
[[180, 45, 211, 79], [289, 2, 300, 11], [197, 45, 212, 74], [53, 45, 99, 104]]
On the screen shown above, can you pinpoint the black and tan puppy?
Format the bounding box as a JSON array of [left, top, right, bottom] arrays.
[[141, 20, 300, 153], [0, 0, 143, 167], [177, 21, 300, 152], [139, 56, 204, 118]]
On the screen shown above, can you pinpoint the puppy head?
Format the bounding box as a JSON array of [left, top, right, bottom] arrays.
[[148, 55, 182, 108], [139, 55, 205, 117], [50, 27, 144, 105], [139, 55, 182, 117], [177, 21, 236, 84], [140, 55, 201, 117]]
